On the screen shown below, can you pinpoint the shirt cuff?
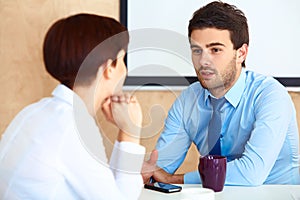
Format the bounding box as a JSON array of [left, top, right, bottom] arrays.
[[184, 170, 201, 184], [110, 141, 145, 174]]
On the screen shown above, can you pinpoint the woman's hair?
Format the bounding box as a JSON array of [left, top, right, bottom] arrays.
[[188, 1, 249, 67], [43, 13, 129, 88]]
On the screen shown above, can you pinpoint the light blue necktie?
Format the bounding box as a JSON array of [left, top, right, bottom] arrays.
[[208, 96, 226, 155]]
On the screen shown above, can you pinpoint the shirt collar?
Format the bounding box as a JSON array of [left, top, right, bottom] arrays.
[[204, 88, 211, 106], [225, 68, 246, 108], [52, 84, 74, 105], [204, 68, 246, 108], [51, 84, 85, 108]]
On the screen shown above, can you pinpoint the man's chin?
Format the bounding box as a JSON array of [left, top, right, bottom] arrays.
[[198, 78, 211, 89], [198, 79, 225, 91]]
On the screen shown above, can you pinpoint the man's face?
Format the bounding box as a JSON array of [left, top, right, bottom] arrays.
[[190, 28, 242, 96]]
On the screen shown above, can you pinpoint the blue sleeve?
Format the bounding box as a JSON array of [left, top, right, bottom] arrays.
[[184, 170, 201, 184], [155, 92, 192, 175], [226, 81, 296, 185]]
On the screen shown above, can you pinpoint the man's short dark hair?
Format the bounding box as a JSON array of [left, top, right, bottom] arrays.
[[188, 1, 249, 67]]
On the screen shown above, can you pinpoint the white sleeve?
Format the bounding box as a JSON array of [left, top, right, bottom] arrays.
[[59, 131, 145, 200], [110, 141, 146, 200]]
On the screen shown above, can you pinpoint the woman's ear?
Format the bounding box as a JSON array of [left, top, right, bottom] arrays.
[[102, 59, 114, 80], [237, 43, 248, 65]]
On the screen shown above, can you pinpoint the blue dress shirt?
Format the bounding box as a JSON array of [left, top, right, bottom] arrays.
[[156, 69, 300, 185]]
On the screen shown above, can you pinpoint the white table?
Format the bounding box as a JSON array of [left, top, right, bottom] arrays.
[[139, 184, 300, 200]]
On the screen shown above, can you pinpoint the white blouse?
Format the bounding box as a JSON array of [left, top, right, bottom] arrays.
[[0, 84, 145, 200]]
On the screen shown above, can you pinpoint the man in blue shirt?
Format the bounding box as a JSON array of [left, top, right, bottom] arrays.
[[143, 1, 299, 185]]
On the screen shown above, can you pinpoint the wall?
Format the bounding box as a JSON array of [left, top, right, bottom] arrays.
[[0, 0, 119, 134], [0, 0, 299, 175]]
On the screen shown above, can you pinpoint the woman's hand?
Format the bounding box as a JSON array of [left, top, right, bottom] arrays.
[[102, 93, 142, 141]]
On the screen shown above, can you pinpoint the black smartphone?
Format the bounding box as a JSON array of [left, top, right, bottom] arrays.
[[144, 182, 182, 193]]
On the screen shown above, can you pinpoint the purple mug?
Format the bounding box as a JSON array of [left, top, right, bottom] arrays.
[[198, 155, 227, 192]]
